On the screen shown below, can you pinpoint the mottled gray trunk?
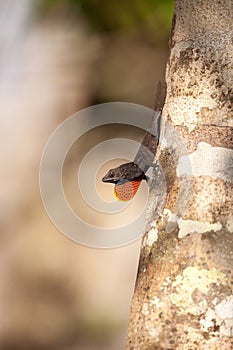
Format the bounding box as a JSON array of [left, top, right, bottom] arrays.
[[126, 0, 233, 349]]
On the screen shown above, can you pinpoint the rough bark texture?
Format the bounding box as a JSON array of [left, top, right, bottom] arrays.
[[126, 0, 233, 349]]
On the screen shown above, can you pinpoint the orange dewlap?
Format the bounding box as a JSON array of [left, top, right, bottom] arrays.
[[114, 180, 142, 201]]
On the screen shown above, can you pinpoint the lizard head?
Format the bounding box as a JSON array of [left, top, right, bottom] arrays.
[[102, 167, 122, 184], [102, 161, 146, 184]]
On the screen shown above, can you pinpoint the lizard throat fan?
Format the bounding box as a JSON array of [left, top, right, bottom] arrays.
[[114, 180, 142, 201]]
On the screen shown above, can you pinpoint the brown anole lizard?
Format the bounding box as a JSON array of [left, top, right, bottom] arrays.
[[102, 80, 167, 201]]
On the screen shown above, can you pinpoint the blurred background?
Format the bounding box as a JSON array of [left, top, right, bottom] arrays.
[[0, 0, 173, 349]]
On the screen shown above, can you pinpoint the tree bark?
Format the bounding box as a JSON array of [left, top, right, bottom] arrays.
[[126, 0, 233, 349]]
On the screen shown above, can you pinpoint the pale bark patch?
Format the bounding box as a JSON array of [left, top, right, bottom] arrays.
[[177, 218, 222, 238], [169, 266, 227, 315], [226, 218, 233, 233], [177, 142, 233, 183], [142, 228, 158, 247]]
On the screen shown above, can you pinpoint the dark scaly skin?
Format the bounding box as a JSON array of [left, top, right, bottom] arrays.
[[102, 162, 147, 183], [102, 81, 167, 198]]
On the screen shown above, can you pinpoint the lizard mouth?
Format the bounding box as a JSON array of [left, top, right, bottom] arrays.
[[102, 174, 117, 183]]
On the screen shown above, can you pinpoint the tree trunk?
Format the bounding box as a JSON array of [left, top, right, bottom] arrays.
[[126, 0, 233, 349]]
